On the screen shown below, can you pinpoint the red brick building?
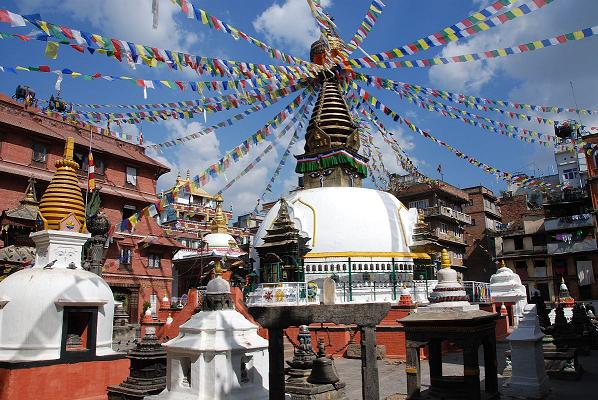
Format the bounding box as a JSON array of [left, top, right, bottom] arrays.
[[0, 93, 179, 323], [463, 186, 502, 282]]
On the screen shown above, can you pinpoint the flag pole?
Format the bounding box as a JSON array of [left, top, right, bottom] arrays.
[[85, 124, 93, 218]]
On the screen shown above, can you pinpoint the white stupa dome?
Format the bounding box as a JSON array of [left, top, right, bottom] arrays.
[[252, 187, 419, 268], [204, 232, 238, 249], [0, 268, 115, 361]]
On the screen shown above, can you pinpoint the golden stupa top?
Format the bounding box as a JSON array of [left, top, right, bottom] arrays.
[[174, 170, 213, 199], [214, 259, 224, 277], [38, 137, 86, 232], [440, 248, 451, 269], [210, 194, 229, 234]]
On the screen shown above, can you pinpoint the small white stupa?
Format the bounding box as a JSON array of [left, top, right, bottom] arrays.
[[148, 261, 269, 400], [490, 261, 527, 325], [0, 138, 116, 362], [503, 304, 550, 398], [426, 249, 478, 311]]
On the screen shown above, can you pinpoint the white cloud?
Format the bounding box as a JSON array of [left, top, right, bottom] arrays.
[[148, 119, 284, 215], [16, 0, 200, 52], [253, 0, 332, 53]]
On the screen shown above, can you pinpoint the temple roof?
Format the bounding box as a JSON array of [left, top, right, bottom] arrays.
[[256, 199, 309, 252], [1, 178, 38, 223]]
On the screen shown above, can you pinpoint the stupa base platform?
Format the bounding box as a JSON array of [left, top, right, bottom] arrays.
[[0, 354, 129, 400]]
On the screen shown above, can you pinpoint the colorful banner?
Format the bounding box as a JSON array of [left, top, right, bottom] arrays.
[[0, 62, 305, 99], [352, 72, 598, 116], [0, 10, 315, 81], [399, 89, 556, 147], [69, 82, 306, 124], [192, 90, 315, 188], [145, 87, 305, 150], [349, 0, 552, 64], [351, 82, 568, 191], [348, 25, 598, 69], [344, 0, 386, 54], [170, 0, 312, 67], [353, 72, 559, 146], [220, 98, 312, 195]]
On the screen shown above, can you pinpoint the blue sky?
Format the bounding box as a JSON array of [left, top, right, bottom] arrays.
[[1, 0, 597, 215]]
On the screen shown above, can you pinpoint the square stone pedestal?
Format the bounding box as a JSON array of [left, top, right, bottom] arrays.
[[285, 381, 347, 400]]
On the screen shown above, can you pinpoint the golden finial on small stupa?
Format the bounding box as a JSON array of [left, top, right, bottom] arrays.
[[417, 209, 426, 225], [186, 169, 191, 181], [38, 137, 86, 232], [175, 171, 182, 185], [214, 259, 223, 277], [440, 248, 451, 269], [210, 194, 228, 233]]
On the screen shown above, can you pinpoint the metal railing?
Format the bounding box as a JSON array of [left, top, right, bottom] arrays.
[[245, 282, 319, 306], [463, 281, 492, 304], [426, 205, 472, 224]]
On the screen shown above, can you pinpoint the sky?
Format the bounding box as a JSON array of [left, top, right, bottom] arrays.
[[1, 0, 598, 216]]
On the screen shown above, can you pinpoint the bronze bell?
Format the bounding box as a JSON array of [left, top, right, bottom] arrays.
[[307, 339, 340, 385]]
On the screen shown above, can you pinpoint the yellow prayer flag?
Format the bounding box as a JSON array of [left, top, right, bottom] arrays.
[[44, 41, 59, 59]]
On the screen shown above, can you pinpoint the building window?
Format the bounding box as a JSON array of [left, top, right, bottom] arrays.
[[439, 222, 448, 234], [32, 142, 47, 163], [514, 236, 524, 250], [532, 234, 546, 247], [126, 166, 137, 186], [122, 204, 137, 220], [83, 154, 105, 175], [408, 199, 429, 210], [471, 218, 476, 226], [563, 168, 578, 180], [148, 254, 161, 268], [534, 259, 546, 269], [120, 247, 132, 266]]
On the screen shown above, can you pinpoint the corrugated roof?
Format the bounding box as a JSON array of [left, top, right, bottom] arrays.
[[0, 93, 169, 173]]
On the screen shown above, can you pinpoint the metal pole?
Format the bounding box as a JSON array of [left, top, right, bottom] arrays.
[[392, 257, 397, 300], [348, 257, 353, 302]]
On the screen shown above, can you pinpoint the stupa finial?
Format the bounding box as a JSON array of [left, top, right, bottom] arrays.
[[500, 260, 506, 269], [440, 248, 451, 269], [214, 259, 223, 277], [210, 194, 228, 233], [38, 137, 86, 232]]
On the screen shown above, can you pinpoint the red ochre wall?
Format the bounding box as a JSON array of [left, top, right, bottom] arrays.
[[0, 358, 129, 400]]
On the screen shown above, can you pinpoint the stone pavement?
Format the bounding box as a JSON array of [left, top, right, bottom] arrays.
[[329, 341, 598, 400]]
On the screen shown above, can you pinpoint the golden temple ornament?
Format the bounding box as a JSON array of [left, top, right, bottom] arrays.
[[37, 137, 86, 233]]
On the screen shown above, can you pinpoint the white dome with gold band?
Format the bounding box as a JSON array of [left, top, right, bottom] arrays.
[[252, 187, 428, 272]]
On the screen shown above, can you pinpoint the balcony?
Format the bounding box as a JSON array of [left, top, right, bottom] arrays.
[[547, 238, 598, 255], [544, 214, 593, 231], [426, 205, 472, 225], [436, 230, 466, 245], [483, 204, 501, 219]]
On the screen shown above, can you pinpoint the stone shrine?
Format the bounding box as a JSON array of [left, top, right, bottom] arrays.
[[426, 249, 478, 311], [147, 270, 269, 400], [490, 261, 527, 326], [502, 304, 550, 399], [108, 326, 167, 400]]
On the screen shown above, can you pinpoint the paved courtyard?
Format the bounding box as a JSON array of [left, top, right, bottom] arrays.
[[329, 342, 598, 399], [283, 337, 598, 399]]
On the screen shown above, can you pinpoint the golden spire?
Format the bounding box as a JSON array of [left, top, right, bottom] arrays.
[[214, 259, 223, 277], [22, 177, 38, 205], [440, 248, 451, 269], [38, 137, 86, 232], [417, 208, 426, 225], [500, 260, 506, 269], [210, 194, 228, 233], [175, 171, 182, 185], [186, 169, 191, 181]]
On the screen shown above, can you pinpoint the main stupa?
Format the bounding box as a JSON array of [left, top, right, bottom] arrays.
[[251, 34, 428, 299]]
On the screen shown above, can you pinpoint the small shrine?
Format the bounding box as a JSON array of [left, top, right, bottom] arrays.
[[0, 138, 128, 400], [255, 198, 310, 283], [0, 178, 39, 277], [490, 261, 527, 327], [426, 249, 478, 311], [147, 267, 269, 400], [173, 193, 246, 292]]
